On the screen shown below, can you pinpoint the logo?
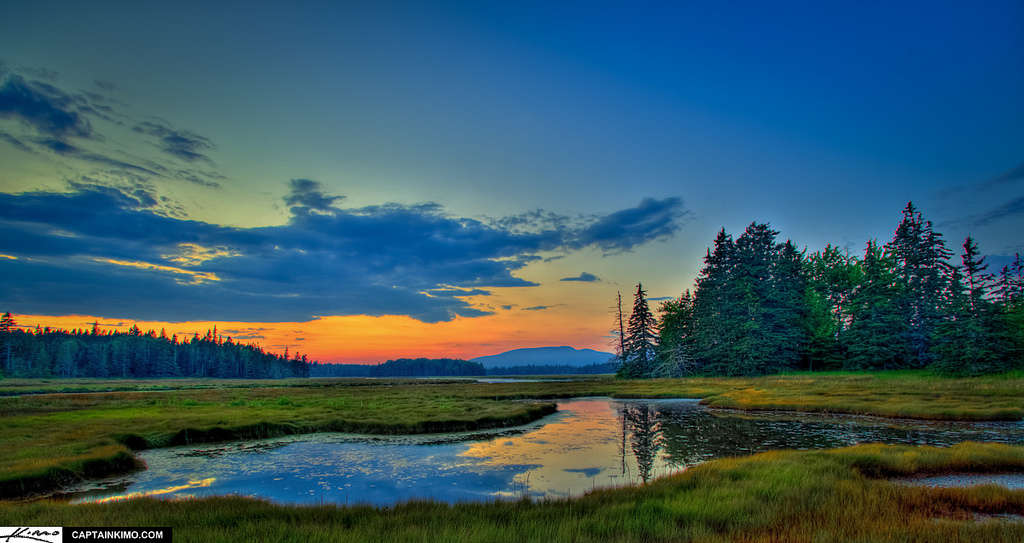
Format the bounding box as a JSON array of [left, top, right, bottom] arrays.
[[0, 527, 63, 543], [0, 528, 172, 543]]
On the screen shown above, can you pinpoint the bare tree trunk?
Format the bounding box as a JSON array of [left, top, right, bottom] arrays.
[[617, 291, 626, 361]]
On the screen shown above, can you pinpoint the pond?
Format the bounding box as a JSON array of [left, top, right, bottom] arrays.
[[67, 398, 1024, 506]]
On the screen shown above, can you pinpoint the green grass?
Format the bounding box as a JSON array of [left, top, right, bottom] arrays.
[[2, 442, 1022, 542], [0, 383, 557, 498], [2, 370, 1023, 499]]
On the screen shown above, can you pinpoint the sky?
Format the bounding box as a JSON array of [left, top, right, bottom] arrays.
[[0, 1, 1022, 363]]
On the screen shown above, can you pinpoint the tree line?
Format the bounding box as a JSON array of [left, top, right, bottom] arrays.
[[617, 202, 1024, 377], [308, 358, 485, 377], [0, 318, 309, 379]]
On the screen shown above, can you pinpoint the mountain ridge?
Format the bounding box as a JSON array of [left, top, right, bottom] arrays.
[[470, 346, 615, 368]]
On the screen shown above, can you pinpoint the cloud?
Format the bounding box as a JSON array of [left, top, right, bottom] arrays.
[[968, 195, 1024, 227], [34, 137, 163, 176], [1, 67, 223, 189], [559, 272, 600, 282], [572, 197, 688, 254], [0, 130, 33, 153], [937, 160, 1024, 200], [133, 120, 214, 163], [522, 305, 551, 311], [0, 74, 92, 139], [284, 178, 344, 211], [0, 182, 687, 323], [976, 161, 1024, 191]]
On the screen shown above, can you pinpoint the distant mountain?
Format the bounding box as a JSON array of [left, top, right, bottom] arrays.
[[471, 346, 616, 369]]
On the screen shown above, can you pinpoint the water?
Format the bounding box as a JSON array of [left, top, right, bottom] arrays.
[[67, 398, 1024, 505]]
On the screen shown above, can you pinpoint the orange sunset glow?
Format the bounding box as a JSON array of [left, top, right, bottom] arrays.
[[13, 303, 615, 364]]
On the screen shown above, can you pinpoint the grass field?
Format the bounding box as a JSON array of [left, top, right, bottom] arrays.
[[1, 370, 1023, 500], [3, 442, 1022, 542]]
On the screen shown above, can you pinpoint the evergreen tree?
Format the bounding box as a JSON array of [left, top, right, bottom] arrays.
[[617, 283, 658, 378], [655, 291, 697, 376], [0, 318, 309, 379], [803, 245, 862, 370], [845, 241, 908, 370], [886, 203, 951, 367], [933, 237, 1004, 374], [0, 312, 14, 375], [691, 228, 740, 374]]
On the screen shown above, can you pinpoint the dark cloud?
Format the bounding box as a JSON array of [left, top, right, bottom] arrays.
[[133, 120, 214, 163], [522, 305, 551, 311], [573, 197, 688, 254], [0, 74, 92, 139], [1, 68, 225, 189], [0, 183, 687, 323], [284, 178, 344, 211], [489, 209, 582, 234], [969, 195, 1024, 227], [0, 130, 33, 153], [33, 137, 162, 177], [559, 272, 600, 282], [94, 80, 115, 92], [937, 160, 1024, 201], [172, 169, 222, 189], [980, 162, 1024, 191]]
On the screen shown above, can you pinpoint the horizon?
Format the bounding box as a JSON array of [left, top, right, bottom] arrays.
[[2, 1, 1022, 364]]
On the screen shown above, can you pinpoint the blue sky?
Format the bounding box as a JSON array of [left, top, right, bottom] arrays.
[[0, 1, 1021, 360]]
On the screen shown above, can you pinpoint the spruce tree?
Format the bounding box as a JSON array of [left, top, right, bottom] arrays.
[[655, 290, 697, 376], [886, 203, 951, 367], [803, 245, 861, 370], [691, 228, 740, 374], [845, 241, 908, 370], [933, 237, 1003, 374], [617, 283, 658, 378]]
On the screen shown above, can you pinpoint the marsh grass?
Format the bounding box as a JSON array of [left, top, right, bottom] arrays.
[[2, 443, 1022, 542], [0, 383, 557, 498], [2, 371, 1023, 499]]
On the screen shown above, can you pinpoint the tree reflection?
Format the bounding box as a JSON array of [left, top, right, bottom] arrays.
[[620, 403, 663, 483]]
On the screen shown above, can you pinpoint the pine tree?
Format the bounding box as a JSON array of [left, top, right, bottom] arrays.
[[933, 237, 1003, 374], [1, 312, 15, 375], [885, 203, 951, 367], [845, 241, 908, 370], [617, 283, 658, 378], [655, 291, 697, 376], [692, 228, 740, 374]]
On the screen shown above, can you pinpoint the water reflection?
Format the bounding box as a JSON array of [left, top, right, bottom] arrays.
[[621, 404, 662, 483], [66, 399, 1024, 505]]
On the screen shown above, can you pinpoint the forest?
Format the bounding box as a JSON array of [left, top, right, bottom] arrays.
[[0, 321, 309, 379], [308, 358, 485, 377], [618, 202, 1024, 378]]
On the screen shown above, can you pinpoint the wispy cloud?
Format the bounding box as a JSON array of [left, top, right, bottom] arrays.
[[968, 195, 1024, 227], [0, 67, 224, 189], [559, 272, 600, 282], [133, 120, 215, 163], [0, 74, 92, 139]]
